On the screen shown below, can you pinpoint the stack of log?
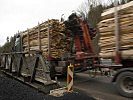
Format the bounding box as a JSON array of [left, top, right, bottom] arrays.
[[21, 19, 70, 58], [98, 1, 133, 59]]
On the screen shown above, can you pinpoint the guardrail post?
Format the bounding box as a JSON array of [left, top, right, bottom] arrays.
[[17, 55, 23, 76], [30, 57, 39, 82]]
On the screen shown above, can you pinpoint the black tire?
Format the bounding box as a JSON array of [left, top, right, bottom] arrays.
[[50, 62, 56, 80], [116, 71, 133, 98], [62, 66, 67, 76]]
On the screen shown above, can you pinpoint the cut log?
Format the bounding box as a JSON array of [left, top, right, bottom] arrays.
[[21, 19, 70, 59], [98, 1, 133, 60]]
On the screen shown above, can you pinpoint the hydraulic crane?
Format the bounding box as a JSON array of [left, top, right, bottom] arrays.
[[64, 13, 98, 72]]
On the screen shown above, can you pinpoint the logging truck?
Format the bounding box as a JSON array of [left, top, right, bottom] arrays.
[[96, 1, 133, 98], [0, 1, 133, 98]]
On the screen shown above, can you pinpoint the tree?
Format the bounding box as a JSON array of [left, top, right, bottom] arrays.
[[6, 37, 9, 43], [77, 1, 90, 20], [0, 35, 16, 53], [77, 0, 103, 28], [87, 4, 103, 28]]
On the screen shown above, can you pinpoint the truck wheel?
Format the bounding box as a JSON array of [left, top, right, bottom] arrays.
[[116, 71, 133, 98], [50, 63, 56, 80]]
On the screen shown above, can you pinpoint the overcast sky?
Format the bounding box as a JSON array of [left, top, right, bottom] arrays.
[[0, 0, 86, 46]]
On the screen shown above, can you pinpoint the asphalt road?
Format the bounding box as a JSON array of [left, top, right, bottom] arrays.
[[58, 73, 133, 100], [0, 71, 132, 100], [0, 74, 95, 100]]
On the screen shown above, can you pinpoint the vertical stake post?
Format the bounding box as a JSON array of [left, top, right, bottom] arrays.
[[38, 22, 41, 51], [48, 20, 51, 61], [27, 28, 30, 53], [114, 0, 120, 64]]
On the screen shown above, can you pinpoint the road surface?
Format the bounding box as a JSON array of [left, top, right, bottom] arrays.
[[58, 73, 132, 100], [0, 71, 132, 100], [0, 76, 95, 100]]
